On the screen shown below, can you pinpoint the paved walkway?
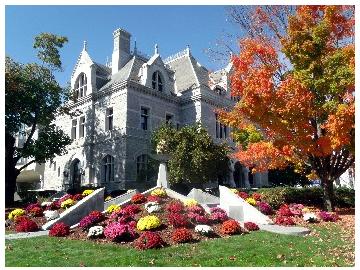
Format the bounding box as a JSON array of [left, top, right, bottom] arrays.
[[258, 224, 311, 236], [5, 230, 49, 240]]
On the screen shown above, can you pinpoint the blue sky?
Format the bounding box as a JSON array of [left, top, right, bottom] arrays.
[[5, 5, 240, 87]]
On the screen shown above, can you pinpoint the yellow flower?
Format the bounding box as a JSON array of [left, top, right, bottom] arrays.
[[230, 189, 239, 194], [302, 207, 310, 213], [82, 189, 94, 196], [61, 199, 75, 209], [184, 199, 198, 207], [245, 197, 257, 206], [106, 204, 120, 213], [8, 208, 25, 220], [151, 188, 167, 197], [105, 195, 112, 201], [136, 215, 161, 231]]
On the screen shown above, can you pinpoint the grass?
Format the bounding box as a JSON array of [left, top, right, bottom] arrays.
[[5, 223, 353, 267]]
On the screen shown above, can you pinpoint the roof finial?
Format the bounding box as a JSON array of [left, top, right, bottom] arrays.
[[155, 43, 159, 55], [83, 40, 87, 51], [134, 39, 137, 55], [186, 44, 190, 55]]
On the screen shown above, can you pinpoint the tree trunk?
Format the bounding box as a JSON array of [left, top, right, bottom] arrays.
[[5, 132, 19, 207], [321, 177, 335, 212]]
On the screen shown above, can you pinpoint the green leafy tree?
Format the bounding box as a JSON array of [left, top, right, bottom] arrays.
[[152, 123, 230, 185], [5, 33, 71, 206]]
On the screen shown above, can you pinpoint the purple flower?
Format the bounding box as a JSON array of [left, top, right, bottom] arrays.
[[257, 202, 273, 215], [104, 222, 137, 242], [319, 211, 338, 222], [79, 215, 97, 230], [209, 207, 227, 214], [209, 211, 228, 223]]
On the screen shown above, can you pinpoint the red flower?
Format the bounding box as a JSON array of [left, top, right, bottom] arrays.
[[15, 217, 39, 232], [49, 222, 70, 237], [244, 222, 259, 231], [238, 192, 249, 200], [89, 211, 105, 222], [172, 228, 193, 243], [166, 201, 184, 213], [131, 194, 146, 204], [220, 220, 242, 235], [28, 207, 43, 217], [167, 213, 190, 228], [275, 216, 295, 226], [251, 192, 262, 201], [147, 195, 161, 203], [135, 231, 165, 250]]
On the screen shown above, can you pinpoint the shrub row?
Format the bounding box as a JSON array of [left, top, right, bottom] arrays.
[[256, 187, 355, 209]]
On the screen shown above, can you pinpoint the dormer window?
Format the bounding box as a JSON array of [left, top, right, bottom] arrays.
[[152, 71, 163, 92], [74, 73, 87, 99]]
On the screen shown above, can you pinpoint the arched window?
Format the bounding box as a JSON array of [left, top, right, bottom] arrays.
[[101, 155, 114, 182], [151, 71, 163, 92], [137, 154, 152, 181], [74, 73, 87, 99]]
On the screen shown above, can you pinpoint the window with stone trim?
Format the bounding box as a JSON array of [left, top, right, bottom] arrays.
[[71, 119, 77, 139], [140, 107, 149, 130], [79, 116, 85, 138], [74, 73, 87, 99], [101, 155, 114, 182], [152, 71, 163, 91], [105, 107, 113, 131], [215, 113, 227, 139], [165, 113, 173, 125], [136, 154, 149, 181]]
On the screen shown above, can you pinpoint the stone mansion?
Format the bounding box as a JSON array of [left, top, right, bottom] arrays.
[[17, 27, 270, 192]]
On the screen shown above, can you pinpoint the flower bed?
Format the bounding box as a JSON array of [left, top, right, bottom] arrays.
[[62, 196, 252, 249], [5, 192, 87, 233]]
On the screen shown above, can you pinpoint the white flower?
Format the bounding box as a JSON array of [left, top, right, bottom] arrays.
[[303, 213, 318, 223], [41, 201, 52, 207], [44, 210, 60, 221], [195, 225, 213, 235], [144, 202, 161, 213], [87, 226, 104, 238]]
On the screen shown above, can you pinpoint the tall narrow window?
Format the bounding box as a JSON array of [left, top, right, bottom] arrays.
[[141, 107, 149, 130], [74, 73, 87, 99], [106, 108, 113, 131], [151, 71, 163, 91], [165, 114, 173, 125], [137, 154, 149, 181], [71, 119, 77, 139], [53, 161, 56, 171], [215, 114, 219, 138], [58, 167, 61, 177], [101, 155, 114, 182], [79, 116, 85, 138]]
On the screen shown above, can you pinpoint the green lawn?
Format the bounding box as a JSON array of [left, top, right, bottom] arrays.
[[5, 224, 353, 267]]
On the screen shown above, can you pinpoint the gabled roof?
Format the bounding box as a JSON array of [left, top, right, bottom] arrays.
[[99, 55, 147, 90], [71, 47, 94, 79], [165, 48, 210, 92]]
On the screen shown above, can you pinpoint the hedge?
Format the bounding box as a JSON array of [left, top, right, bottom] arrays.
[[254, 187, 354, 209]]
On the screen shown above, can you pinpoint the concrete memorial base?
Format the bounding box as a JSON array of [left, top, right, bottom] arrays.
[[42, 188, 105, 230], [104, 189, 137, 209], [219, 185, 273, 225]]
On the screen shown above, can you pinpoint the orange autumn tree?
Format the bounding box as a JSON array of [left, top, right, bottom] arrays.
[[219, 6, 354, 211]]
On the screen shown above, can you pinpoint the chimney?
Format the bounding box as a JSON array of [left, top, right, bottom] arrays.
[[112, 28, 131, 75]]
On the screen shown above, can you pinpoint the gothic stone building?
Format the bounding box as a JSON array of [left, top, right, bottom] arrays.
[[37, 28, 268, 192]]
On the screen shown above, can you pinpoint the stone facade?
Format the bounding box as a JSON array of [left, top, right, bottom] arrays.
[[31, 27, 269, 192]]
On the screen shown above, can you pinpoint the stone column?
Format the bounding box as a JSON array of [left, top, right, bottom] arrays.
[[157, 162, 169, 188], [243, 167, 251, 188], [228, 160, 236, 188]]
